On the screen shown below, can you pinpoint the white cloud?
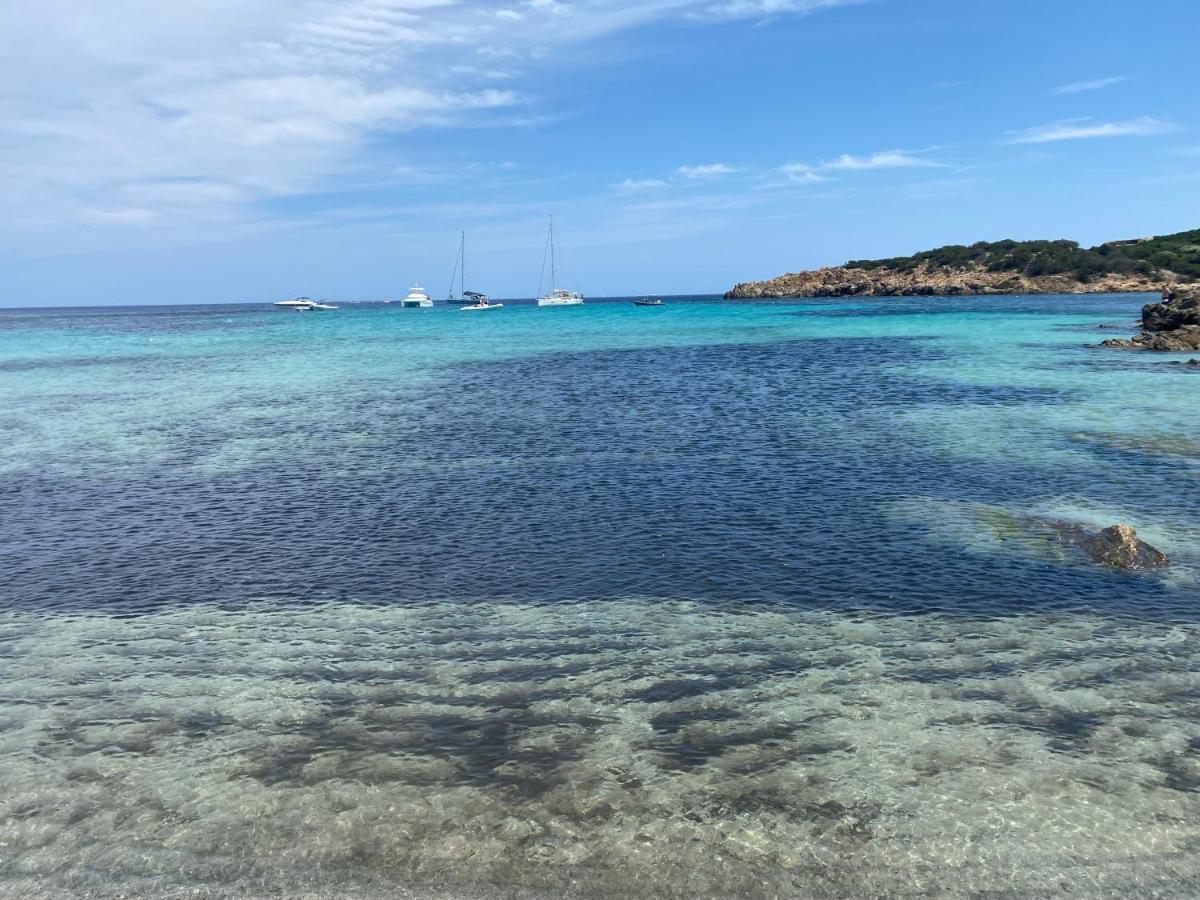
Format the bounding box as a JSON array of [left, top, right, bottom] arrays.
[[677, 163, 738, 179], [690, 0, 861, 22], [1052, 76, 1129, 95], [822, 150, 944, 170], [777, 163, 827, 183], [613, 178, 669, 192], [0, 0, 858, 230], [1005, 117, 1176, 144]]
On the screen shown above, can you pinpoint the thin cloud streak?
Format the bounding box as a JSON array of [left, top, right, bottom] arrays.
[[1005, 117, 1177, 144], [822, 150, 945, 170], [1052, 75, 1129, 95], [676, 163, 739, 179], [689, 0, 862, 23]]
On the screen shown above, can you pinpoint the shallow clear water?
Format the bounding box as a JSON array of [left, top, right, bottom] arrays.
[[1, 294, 1198, 897]]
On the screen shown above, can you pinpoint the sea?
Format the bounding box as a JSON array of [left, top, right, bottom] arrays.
[[1, 293, 1198, 898]]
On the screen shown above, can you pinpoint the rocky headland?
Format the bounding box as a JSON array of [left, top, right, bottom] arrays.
[[725, 265, 1160, 299], [1100, 284, 1200, 352], [725, 229, 1199, 299]]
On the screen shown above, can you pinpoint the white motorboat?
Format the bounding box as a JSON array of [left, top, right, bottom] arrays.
[[461, 292, 503, 311], [401, 285, 433, 308], [273, 297, 338, 311], [535, 218, 584, 307]]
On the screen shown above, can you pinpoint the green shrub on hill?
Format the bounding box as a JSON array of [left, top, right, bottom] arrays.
[[844, 229, 1200, 281]]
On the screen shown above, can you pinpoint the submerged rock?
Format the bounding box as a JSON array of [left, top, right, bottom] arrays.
[[1054, 523, 1170, 572], [889, 499, 1172, 573], [1070, 430, 1200, 461]]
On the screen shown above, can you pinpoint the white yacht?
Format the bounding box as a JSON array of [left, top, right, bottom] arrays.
[[401, 285, 433, 308], [538, 288, 585, 307], [536, 218, 584, 307], [273, 297, 338, 311]]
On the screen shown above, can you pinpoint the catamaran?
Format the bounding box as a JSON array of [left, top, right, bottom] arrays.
[[536, 219, 584, 307], [400, 285, 433, 308]]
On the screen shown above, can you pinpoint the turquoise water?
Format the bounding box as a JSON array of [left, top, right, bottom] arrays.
[[1, 295, 1199, 897]]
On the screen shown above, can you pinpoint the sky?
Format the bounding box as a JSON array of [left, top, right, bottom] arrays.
[[2, 0, 1199, 306]]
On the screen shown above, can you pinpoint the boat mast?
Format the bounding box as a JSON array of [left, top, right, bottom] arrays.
[[549, 217, 557, 293], [461, 230, 466, 296]]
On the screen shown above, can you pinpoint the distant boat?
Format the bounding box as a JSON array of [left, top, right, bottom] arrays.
[[633, 298, 664, 307], [273, 297, 338, 311], [445, 231, 491, 305], [401, 285, 433, 308], [536, 218, 584, 307], [461, 292, 503, 312]]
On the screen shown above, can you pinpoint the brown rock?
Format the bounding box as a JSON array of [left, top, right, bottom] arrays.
[[1141, 284, 1200, 332], [1099, 284, 1200, 352], [1076, 525, 1169, 571], [1141, 326, 1200, 351]]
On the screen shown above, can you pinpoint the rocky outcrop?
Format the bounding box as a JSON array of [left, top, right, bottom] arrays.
[[725, 263, 1163, 299], [1100, 284, 1200, 352], [1143, 284, 1200, 330], [1067, 524, 1170, 572]]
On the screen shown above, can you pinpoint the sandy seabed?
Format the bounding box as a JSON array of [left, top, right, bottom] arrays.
[[1, 598, 1198, 898]]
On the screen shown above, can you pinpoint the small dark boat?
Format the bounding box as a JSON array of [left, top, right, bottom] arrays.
[[633, 298, 664, 306]]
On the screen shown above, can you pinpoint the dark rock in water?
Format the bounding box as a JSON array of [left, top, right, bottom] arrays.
[[1055, 523, 1170, 571], [1144, 284, 1200, 332], [1189, 358, 1200, 367], [1099, 337, 1143, 350], [1100, 285, 1200, 351]]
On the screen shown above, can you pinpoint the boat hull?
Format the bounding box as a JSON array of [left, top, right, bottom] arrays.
[[461, 303, 504, 312], [536, 297, 584, 307], [274, 300, 336, 311], [401, 300, 434, 308]]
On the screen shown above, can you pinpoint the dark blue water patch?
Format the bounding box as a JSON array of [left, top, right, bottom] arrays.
[[782, 307, 919, 319], [1067, 431, 1200, 463], [771, 293, 1155, 319], [0, 304, 281, 336], [0, 354, 165, 373], [1055, 351, 1165, 372], [2, 334, 1193, 621]]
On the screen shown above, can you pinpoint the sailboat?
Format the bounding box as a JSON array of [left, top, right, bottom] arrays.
[[536, 218, 584, 307], [445, 231, 502, 311], [445, 231, 472, 305]]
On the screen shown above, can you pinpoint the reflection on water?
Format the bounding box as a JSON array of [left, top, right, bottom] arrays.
[[1, 599, 1199, 898]]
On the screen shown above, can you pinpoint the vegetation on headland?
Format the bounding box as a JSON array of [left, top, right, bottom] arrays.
[[726, 228, 1200, 299], [844, 229, 1200, 283]]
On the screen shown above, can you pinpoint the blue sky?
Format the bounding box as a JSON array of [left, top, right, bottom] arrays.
[[2, 0, 1198, 306]]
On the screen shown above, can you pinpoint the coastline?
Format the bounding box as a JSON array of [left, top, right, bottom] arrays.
[[725, 266, 1165, 299]]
